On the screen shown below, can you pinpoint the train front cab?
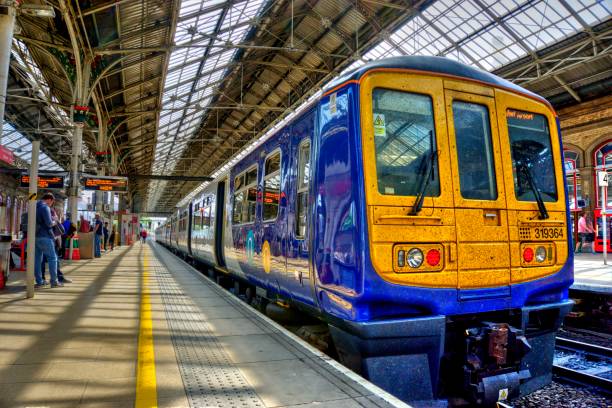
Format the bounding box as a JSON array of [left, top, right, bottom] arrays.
[[327, 69, 573, 405]]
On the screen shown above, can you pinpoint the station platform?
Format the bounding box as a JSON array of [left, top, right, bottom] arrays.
[[572, 253, 612, 294], [0, 243, 406, 408]]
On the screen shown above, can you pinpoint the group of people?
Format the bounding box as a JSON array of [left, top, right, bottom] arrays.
[[24, 192, 117, 288], [79, 214, 115, 257], [31, 193, 71, 287]]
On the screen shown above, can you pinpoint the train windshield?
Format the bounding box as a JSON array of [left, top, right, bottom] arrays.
[[507, 109, 557, 202], [372, 88, 439, 197]]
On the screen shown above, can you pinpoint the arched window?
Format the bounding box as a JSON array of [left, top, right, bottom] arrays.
[[593, 141, 612, 209], [564, 148, 583, 211]]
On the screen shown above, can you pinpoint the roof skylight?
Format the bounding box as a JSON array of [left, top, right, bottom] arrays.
[[148, 0, 267, 210]]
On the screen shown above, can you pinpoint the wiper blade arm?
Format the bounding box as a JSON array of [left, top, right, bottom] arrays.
[[410, 131, 437, 216], [520, 162, 549, 220]]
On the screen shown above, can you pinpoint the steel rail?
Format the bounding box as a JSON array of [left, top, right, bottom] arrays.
[[553, 337, 612, 394], [555, 337, 612, 359], [552, 364, 612, 394]]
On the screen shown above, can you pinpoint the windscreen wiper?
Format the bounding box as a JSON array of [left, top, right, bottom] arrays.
[[410, 130, 437, 216], [519, 162, 549, 220]]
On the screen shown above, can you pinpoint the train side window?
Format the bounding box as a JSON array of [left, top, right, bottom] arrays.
[[203, 205, 211, 227], [233, 191, 244, 224], [233, 166, 258, 224], [263, 151, 281, 221], [296, 140, 310, 237], [452, 101, 498, 200], [193, 203, 202, 231]]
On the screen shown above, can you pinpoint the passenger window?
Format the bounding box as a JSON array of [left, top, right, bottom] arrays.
[[232, 167, 258, 224], [452, 101, 497, 200], [372, 88, 439, 196], [193, 204, 202, 231], [235, 174, 244, 191], [263, 151, 281, 221], [507, 109, 557, 202], [203, 206, 211, 227], [233, 191, 244, 224], [296, 140, 310, 237]]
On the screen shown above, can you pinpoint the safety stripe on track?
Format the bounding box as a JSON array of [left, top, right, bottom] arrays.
[[136, 251, 157, 408]]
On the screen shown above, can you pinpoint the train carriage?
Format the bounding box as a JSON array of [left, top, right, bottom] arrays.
[[155, 56, 573, 406]]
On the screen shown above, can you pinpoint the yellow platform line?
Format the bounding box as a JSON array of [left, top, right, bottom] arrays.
[[136, 251, 157, 408]]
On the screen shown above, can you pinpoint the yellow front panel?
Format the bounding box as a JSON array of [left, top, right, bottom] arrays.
[[361, 71, 567, 289]]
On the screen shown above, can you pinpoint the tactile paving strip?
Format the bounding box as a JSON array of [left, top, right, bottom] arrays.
[[150, 253, 264, 408]]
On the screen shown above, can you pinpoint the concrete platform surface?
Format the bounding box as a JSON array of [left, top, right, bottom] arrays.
[[572, 253, 612, 294], [0, 242, 408, 408]]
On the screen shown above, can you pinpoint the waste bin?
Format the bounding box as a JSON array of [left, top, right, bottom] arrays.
[[0, 234, 12, 289]]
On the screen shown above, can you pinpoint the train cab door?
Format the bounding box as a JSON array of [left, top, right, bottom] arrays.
[[444, 87, 511, 292]]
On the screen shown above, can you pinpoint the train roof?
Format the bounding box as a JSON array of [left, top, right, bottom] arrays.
[[324, 56, 550, 108]]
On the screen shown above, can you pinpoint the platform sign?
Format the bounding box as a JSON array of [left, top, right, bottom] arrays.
[[597, 171, 608, 187], [20, 174, 65, 189], [82, 175, 128, 192]]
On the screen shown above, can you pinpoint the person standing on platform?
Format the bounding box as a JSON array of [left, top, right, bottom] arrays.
[[109, 225, 116, 251], [61, 213, 72, 261], [103, 222, 109, 251], [79, 215, 90, 233], [576, 212, 596, 254], [93, 214, 103, 258], [140, 229, 147, 244], [42, 208, 72, 284], [34, 193, 61, 288]]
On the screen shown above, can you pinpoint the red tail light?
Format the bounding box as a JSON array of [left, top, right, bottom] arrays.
[[523, 247, 534, 263], [426, 249, 441, 266]]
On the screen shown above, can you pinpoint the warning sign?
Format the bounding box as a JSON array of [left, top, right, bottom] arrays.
[[373, 113, 386, 137], [329, 92, 337, 115], [498, 388, 508, 401]]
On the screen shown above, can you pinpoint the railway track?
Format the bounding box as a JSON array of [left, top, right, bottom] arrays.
[[553, 337, 612, 393]]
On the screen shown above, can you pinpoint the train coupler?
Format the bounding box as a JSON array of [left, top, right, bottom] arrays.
[[463, 322, 532, 405]]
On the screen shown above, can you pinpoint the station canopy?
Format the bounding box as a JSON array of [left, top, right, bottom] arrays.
[[3, 0, 611, 213]]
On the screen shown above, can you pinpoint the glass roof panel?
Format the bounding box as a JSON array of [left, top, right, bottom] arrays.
[[170, 0, 609, 210]]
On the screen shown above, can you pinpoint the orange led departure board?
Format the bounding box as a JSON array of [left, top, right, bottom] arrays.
[[20, 175, 65, 189], [82, 176, 128, 192]]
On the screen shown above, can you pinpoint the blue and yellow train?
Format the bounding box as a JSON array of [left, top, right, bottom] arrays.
[[156, 56, 573, 405]]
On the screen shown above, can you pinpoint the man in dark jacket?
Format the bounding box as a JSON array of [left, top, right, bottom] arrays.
[[34, 193, 61, 288]]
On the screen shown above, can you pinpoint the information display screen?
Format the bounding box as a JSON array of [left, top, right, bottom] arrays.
[[82, 176, 128, 192], [20, 175, 65, 189]]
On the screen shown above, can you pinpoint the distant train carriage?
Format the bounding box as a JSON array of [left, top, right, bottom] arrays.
[[155, 56, 573, 405]]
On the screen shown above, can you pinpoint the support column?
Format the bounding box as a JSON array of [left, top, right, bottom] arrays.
[[69, 123, 83, 222], [0, 1, 16, 143], [25, 139, 39, 298]]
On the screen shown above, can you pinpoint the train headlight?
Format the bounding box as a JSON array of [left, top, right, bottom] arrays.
[[407, 248, 423, 268], [522, 247, 534, 263], [397, 250, 405, 267], [535, 246, 547, 263]]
